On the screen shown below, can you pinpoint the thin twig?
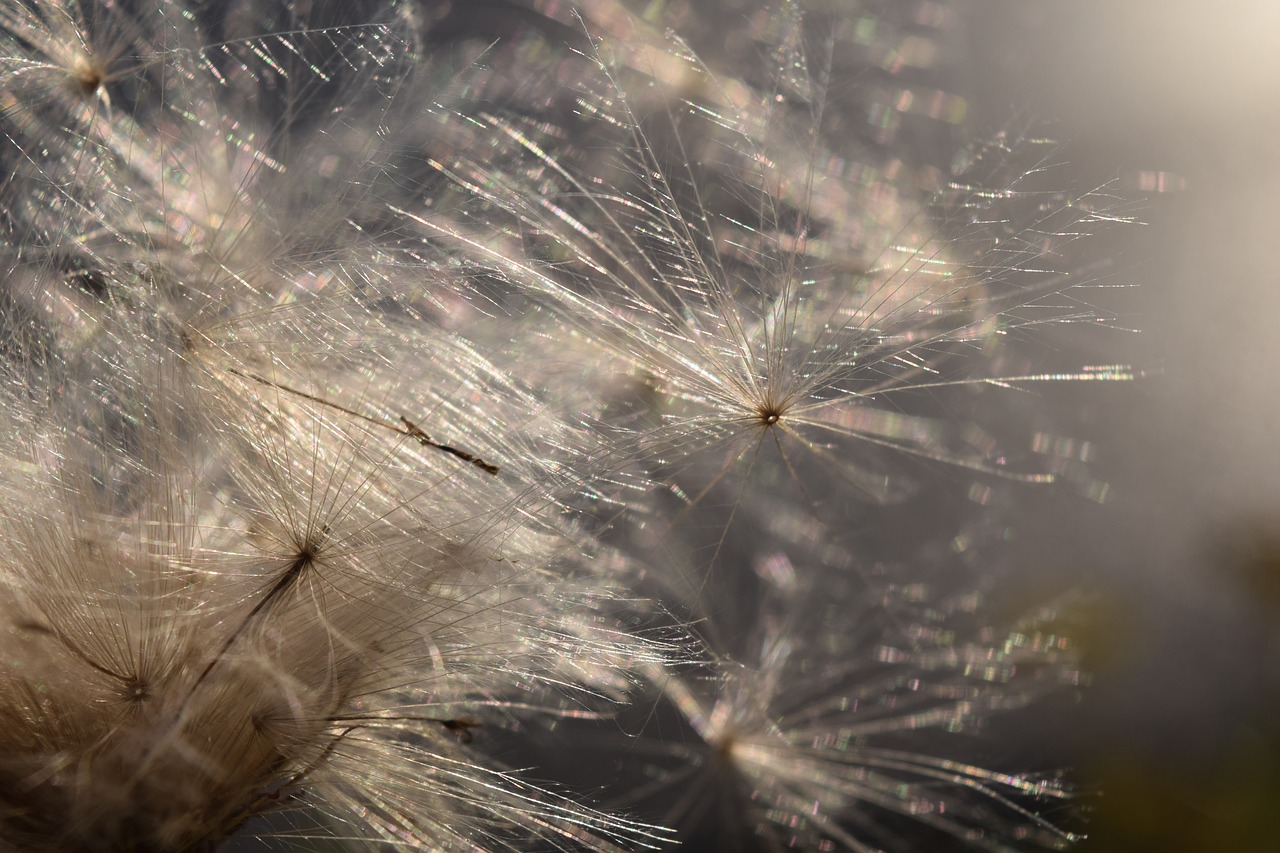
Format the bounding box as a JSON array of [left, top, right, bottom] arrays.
[[225, 368, 500, 475]]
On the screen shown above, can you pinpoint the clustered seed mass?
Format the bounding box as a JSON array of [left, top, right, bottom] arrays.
[[0, 1, 1127, 850]]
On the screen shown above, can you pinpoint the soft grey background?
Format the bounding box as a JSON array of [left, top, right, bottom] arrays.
[[967, 2, 1280, 849]]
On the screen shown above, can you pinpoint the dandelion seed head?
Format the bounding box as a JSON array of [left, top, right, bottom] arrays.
[[0, 0, 1133, 849]]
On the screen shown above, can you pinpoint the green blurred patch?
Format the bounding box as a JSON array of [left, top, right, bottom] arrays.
[[1081, 724, 1280, 853], [1081, 522, 1280, 852]]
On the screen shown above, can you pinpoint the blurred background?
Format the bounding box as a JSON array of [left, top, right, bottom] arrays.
[[965, 1, 1280, 849]]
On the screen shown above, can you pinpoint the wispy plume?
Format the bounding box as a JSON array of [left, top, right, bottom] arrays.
[[415, 7, 1129, 510], [628, 564, 1079, 851]]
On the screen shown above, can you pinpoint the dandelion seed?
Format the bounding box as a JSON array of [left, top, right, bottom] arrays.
[[616, 563, 1080, 852], [0, 0, 157, 121], [415, 8, 1130, 517]]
